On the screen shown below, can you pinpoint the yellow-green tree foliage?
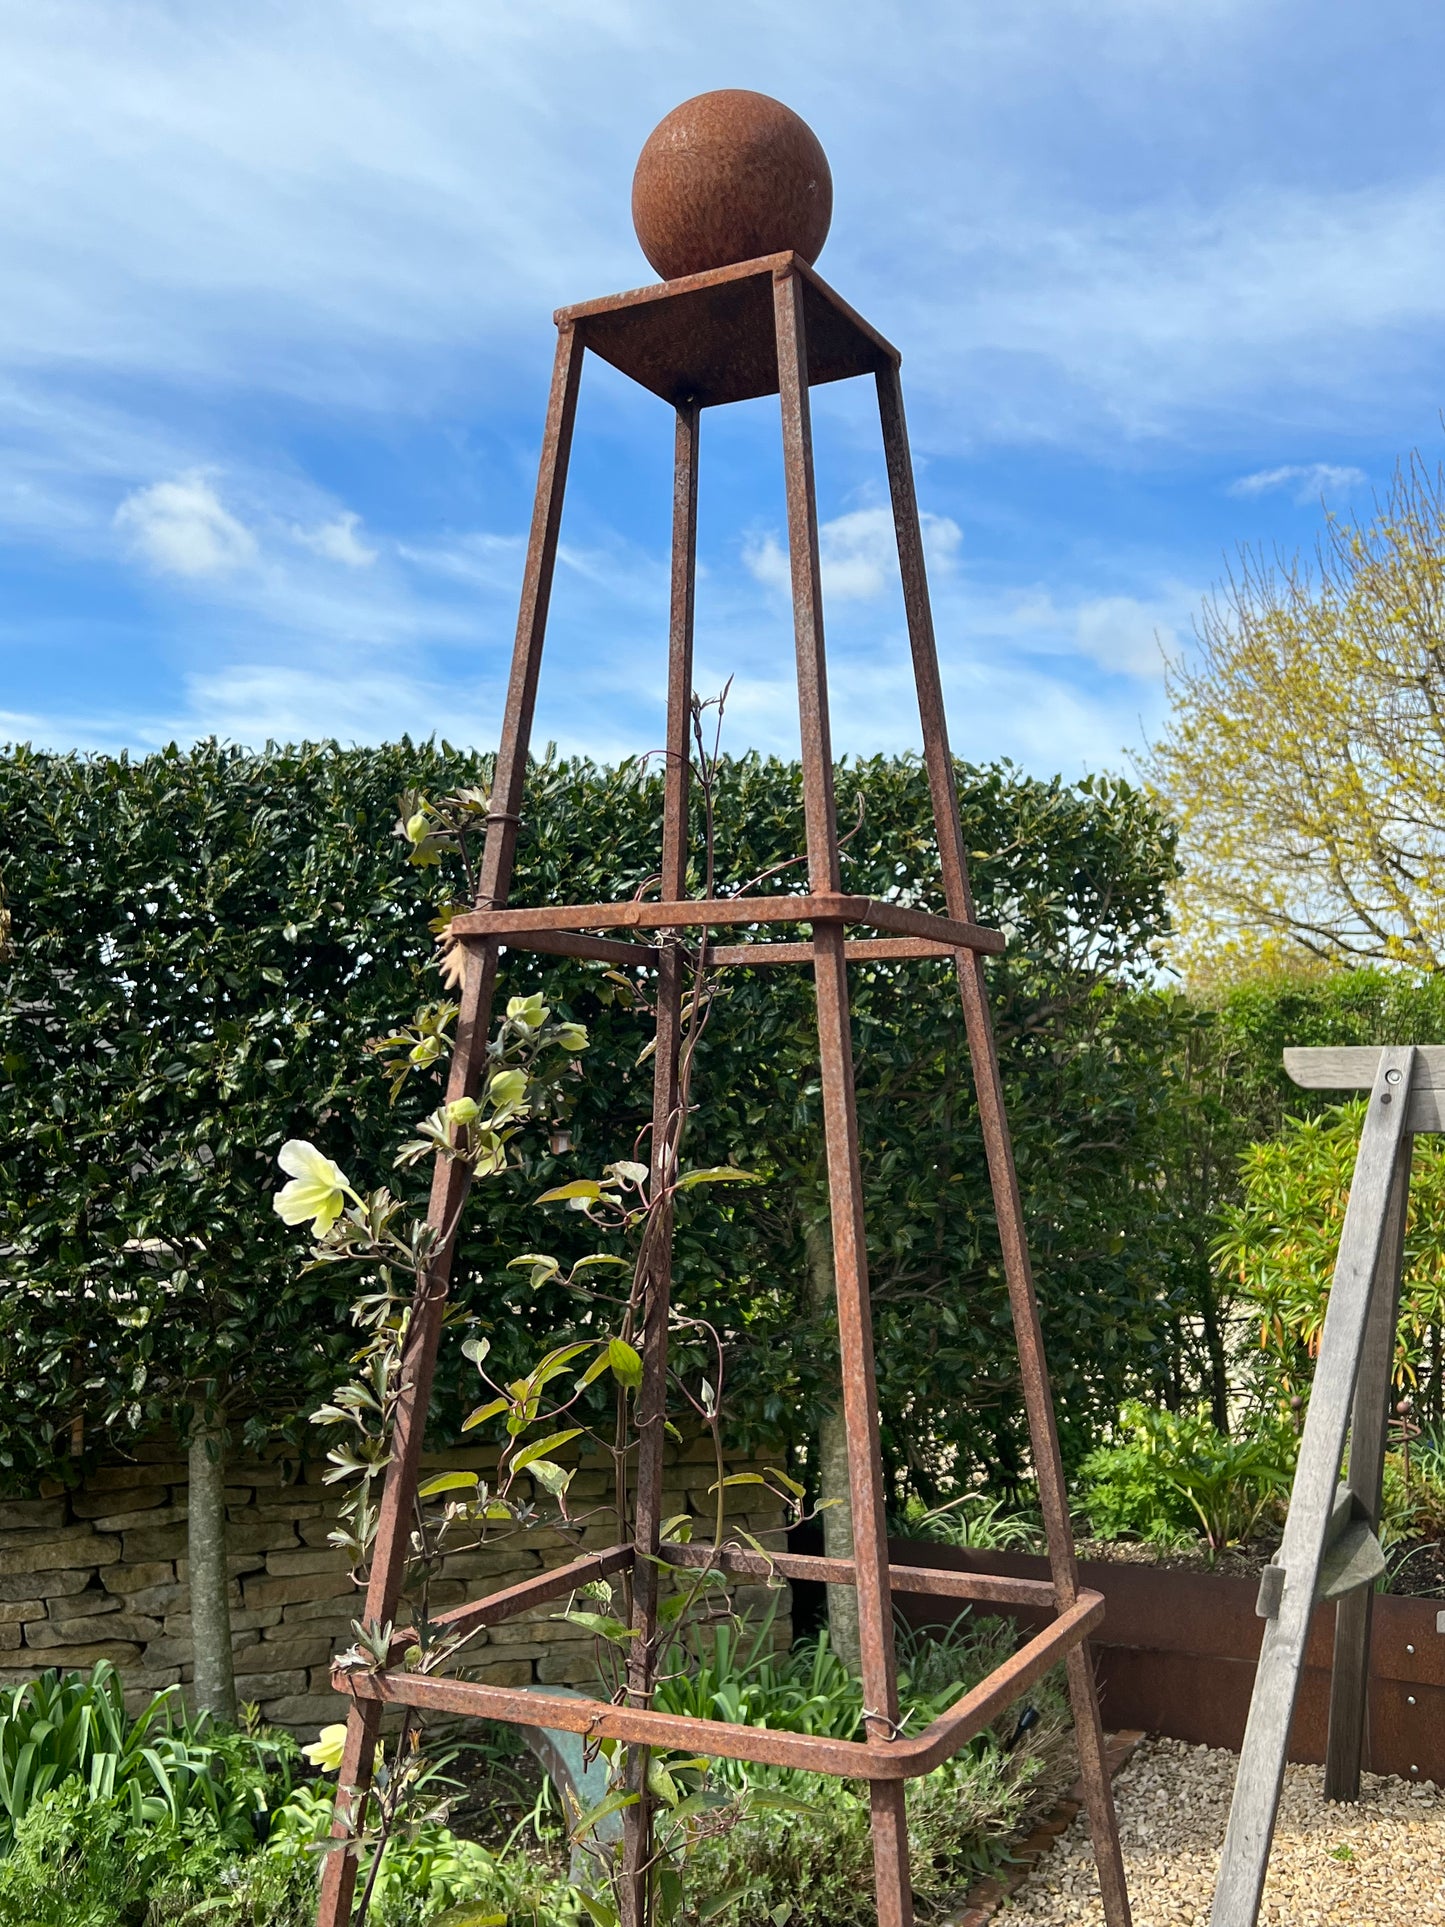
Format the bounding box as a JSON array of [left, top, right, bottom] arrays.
[[1145, 456, 1445, 981], [1216, 1100, 1445, 1399]]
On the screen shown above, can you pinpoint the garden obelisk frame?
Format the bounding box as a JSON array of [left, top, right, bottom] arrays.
[[315, 92, 1132, 1927]]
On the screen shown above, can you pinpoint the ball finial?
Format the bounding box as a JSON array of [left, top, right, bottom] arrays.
[[631, 90, 832, 283]]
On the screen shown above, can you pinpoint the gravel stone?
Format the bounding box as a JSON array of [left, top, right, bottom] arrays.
[[997, 1736, 1445, 1925]]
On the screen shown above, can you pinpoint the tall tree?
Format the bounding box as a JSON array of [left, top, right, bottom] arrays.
[[1144, 455, 1445, 981]]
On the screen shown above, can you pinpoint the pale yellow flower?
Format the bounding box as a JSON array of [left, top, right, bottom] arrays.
[[273, 1141, 356, 1235], [302, 1723, 348, 1772]]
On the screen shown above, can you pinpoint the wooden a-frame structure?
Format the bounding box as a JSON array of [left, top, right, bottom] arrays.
[[1211, 1044, 1434, 1925]]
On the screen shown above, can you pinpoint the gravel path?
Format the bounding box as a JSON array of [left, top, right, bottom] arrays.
[[996, 1736, 1445, 1926]]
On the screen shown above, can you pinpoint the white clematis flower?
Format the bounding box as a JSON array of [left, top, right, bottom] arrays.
[[273, 1140, 356, 1235]]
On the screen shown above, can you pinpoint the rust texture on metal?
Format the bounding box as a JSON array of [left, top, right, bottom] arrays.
[[339, 1591, 1104, 1782], [450, 891, 1004, 952], [315, 230, 1133, 1927], [631, 90, 831, 282], [558, 252, 895, 408], [315, 317, 584, 1927]]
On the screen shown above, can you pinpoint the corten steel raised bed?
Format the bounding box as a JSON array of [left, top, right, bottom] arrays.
[[888, 1540, 1445, 1785]]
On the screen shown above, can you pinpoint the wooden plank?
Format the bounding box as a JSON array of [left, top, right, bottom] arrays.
[[1284, 1049, 1444, 1130], [1324, 1133, 1411, 1798], [1211, 1047, 1415, 1927]]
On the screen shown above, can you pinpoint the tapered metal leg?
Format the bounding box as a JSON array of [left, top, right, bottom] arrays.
[[315, 322, 584, 1927], [776, 266, 914, 1927], [875, 361, 1131, 1927]]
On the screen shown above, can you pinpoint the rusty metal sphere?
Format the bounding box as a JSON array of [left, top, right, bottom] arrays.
[[631, 90, 832, 282]]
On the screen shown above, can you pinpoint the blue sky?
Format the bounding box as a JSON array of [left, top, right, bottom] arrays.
[[4, 0, 1444, 778]]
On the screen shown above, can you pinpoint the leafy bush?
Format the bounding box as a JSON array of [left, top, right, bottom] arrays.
[[263, 1784, 577, 1927], [0, 1664, 294, 1856], [652, 1617, 1070, 1925], [1215, 1100, 1445, 1404], [1077, 1401, 1296, 1551]]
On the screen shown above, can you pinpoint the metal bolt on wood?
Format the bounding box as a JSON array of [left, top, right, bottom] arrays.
[[314, 245, 1132, 1927]]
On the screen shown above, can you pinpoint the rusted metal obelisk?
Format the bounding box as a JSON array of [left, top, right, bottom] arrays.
[[316, 89, 1132, 1927]]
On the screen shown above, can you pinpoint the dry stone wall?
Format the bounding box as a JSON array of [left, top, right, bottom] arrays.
[[0, 1435, 791, 1735]]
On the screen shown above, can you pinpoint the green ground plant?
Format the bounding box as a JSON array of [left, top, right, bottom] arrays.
[[1076, 1401, 1296, 1552], [653, 1613, 1071, 1926]]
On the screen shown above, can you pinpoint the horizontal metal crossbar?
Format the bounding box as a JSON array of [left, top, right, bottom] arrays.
[[338, 1588, 1102, 1782], [489, 932, 969, 968], [381, 1542, 1061, 1662], [450, 893, 1005, 955]]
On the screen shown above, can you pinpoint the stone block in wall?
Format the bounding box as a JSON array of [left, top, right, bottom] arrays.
[[257, 1692, 342, 1727], [536, 1650, 607, 1685], [0, 1500, 68, 1530], [118, 1583, 187, 1616], [488, 1617, 595, 1648], [101, 1561, 175, 1597], [239, 1634, 335, 1673], [0, 1569, 93, 1602], [434, 1546, 542, 1580], [242, 1571, 352, 1612], [226, 1519, 302, 1557], [0, 1601, 42, 1626], [277, 1591, 362, 1626], [40, 1589, 120, 1622], [263, 1548, 350, 1578], [120, 1523, 188, 1563], [162, 1608, 282, 1641], [18, 1640, 143, 1669], [71, 1488, 170, 1521], [0, 1526, 120, 1573], [252, 1498, 328, 1523], [0, 1625, 20, 1652], [296, 1516, 339, 1548], [26, 1612, 162, 1648], [234, 1669, 309, 1702], [462, 1658, 534, 1689], [90, 1501, 188, 1533], [84, 1463, 181, 1492]]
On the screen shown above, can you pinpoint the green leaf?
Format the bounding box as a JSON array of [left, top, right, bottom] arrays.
[[608, 1338, 644, 1389], [416, 1471, 479, 1498], [510, 1428, 583, 1473], [460, 1397, 508, 1432], [529, 1459, 572, 1498], [536, 1179, 602, 1203], [674, 1166, 761, 1189], [570, 1786, 640, 1839], [554, 1610, 638, 1643], [746, 1789, 823, 1815]]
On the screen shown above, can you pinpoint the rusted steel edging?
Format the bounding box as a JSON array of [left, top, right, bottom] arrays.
[[887, 1539, 1445, 1782]]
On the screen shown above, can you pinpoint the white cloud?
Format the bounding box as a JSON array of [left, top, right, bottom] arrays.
[[292, 511, 376, 567], [1229, 462, 1368, 502], [115, 473, 257, 576], [744, 507, 962, 604]]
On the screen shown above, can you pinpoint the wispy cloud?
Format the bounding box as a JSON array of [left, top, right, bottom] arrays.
[[292, 512, 377, 567], [1229, 462, 1368, 502], [115, 473, 258, 577], [744, 507, 961, 604]]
